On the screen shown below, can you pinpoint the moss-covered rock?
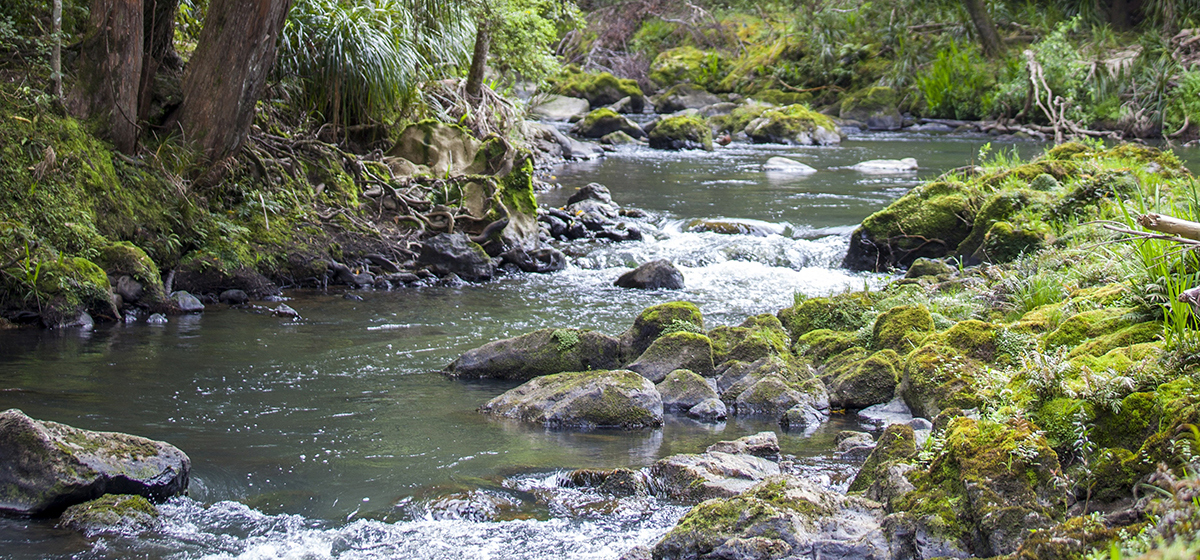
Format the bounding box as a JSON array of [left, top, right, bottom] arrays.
[[955, 188, 1050, 260], [1067, 321, 1161, 358], [889, 418, 1066, 557], [823, 348, 902, 410], [59, 494, 159, 537], [777, 292, 874, 341], [734, 373, 825, 419], [627, 331, 716, 382], [792, 329, 857, 362], [31, 256, 119, 326], [904, 257, 954, 279], [0, 408, 190, 517], [647, 115, 713, 151], [744, 104, 842, 145], [709, 314, 791, 365], [552, 71, 645, 112], [1029, 397, 1095, 454], [899, 344, 983, 419], [621, 301, 705, 360], [972, 220, 1049, 263], [1092, 391, 1161, 451], [872, 305, 935, 352], [570, 108, 646, 139], [839, 86, 901, 130], [657, 369, 719, 412], [649, 47, 727, 90], [717, 355, 827, 414], [843, 181, 976, 271], [444, 328, 623, 380], [1044, 307, 1136, 350], [1086, 447, 1141, 503], [848, 424, 918, 493], [941, 320, 1003, 363], [479, 370, 663, 430], [653, 83, 722, 114]]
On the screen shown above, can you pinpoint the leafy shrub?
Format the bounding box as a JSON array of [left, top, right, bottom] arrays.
[[917, 42, 996, 120]]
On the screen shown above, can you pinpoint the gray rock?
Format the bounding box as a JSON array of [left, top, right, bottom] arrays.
[[445, 328, 623, 381], [530, 95, 590, 121], [687, 398, 727, 422], [169, 291, 204, 313], [618, 545, 652, 560], [219, 289, 249, 305], [654, 84, 722, 114], [600, 130, 638, 145], [705, 432, 779, 459], [780, 403, 827, 434], [763, 157, 817, 174], [628, 332, 716, 383], [857, 397, 915, 428], [273, 304, 299, 318], [836, 430, 877, 460], [650, 451, 780, 502], [717, 356, 829, 414], [700, 102, 739, 118], [882, 512, 972, 560], [418, 233, 494, 282], [571, 110, 646, 139], [479, 370, 663, 430], [529, 123, 604, 161], [563, 468, 649, 497], [614, 260, 685, 290], [849, 158, 918, 174], [58, 494, 159, 537], [0, 409, 190, 516], [735, 374, 816, 419], [652, 475, 888, 560], [499, 247, 568, 274], [657, 369, 719, 412], [566, 182, 615, 206], [114, 275, 144, 304]]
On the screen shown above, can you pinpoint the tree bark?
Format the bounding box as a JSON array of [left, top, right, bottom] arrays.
[[137, 0, 180, 122], [963, 0, 1003, 58], [465, 23, 492, 101], [51, 0, 62, 102], [68, 0, 143, 154], [176, 0, 292, 162]]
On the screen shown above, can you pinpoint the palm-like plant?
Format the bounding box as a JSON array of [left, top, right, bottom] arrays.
[[275, 0, 474, 126]]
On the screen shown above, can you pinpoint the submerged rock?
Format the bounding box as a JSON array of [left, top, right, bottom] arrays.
[[0, 409, 190, 516], [763, 156, 817, 174], [614, 260, 685, 290], [479, 370, 663, 430], [687, 398, 727, 422], [444, 328, 622, 381]]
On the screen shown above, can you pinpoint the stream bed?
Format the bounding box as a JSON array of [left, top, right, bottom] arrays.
[[0, 134, 1116, 559]]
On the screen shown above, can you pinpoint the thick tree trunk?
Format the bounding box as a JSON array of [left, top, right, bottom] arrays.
[[68, 0, 143, 154], [963, 0, 1003, 58], [465, 24, 491, 101], [177, 0, 292, 162], [51, 0, 62, 101], [137, 0, 180, 122]]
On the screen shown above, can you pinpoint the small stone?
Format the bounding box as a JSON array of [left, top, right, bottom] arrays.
[[169, 291, 204, 313]]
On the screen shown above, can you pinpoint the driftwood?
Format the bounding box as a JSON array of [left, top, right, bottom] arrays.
[[1137, 213, 1200, 241]]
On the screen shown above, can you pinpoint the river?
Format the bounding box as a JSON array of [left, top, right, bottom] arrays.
[[1, 134, 1190, 559]]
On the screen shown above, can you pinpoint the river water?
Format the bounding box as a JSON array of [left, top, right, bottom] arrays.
[[0, 134, 1146, 559]]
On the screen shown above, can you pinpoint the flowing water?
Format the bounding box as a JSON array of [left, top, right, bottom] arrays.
[[0, 134, 1074, 559]]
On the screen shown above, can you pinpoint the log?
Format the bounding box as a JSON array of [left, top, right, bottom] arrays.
[[1137, 213, 1200, 242]]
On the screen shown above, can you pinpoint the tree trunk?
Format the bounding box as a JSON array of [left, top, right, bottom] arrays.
[[51, 0, 62, 102], [465, 23, 491, 101], [68, 0, 143, 154], [176, 0, 292, 162], [963, 0, 1003, 58], [137, 0, 180, 122]]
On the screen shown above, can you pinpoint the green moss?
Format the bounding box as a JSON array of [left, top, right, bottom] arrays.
[[1087, 448, 1140, 503], [1030, 397, 1094, 453], [579, 108, 621, 128], [649, 46, 727, 90], [793, 329, 856, 362], [648, 115, 713, 151], [552, 329, 580, 353], [777, 291, 874, 341], [498, 152, 538, 216], [551, 71, 645, 110], [840, 86, 898, 115], [849, 424, 918, 492], [1044, 307, 1135, 350], [872, 305, 935, 352], [746, 104, 837, 144], [709, 314, 791, 364], [624, 301, 704, 359], [941, 320, 1001, 362], [709, 102, 769, 134], [1028, 173, 1061, 191], [900, 344, 983, 418], [955, 189, 1049, 258], [1093, 392, 1160, 451], [1066, 321, 1161, 359], [59, 494, 159, 534], [852, 181, 976, 269]]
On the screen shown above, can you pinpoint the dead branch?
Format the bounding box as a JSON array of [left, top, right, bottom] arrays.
[[1137, 213, 1200, 241]]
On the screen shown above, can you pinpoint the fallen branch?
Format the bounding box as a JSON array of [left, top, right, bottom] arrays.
[[1137, 213, 1200, 241]]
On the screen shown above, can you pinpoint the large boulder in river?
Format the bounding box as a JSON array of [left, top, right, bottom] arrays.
[[656, 369, 719, 412], [621, 301, 705, 359], [417, 233, 494, 282], [745, 104, 842, 146], [444, 328, 623, 381], [0, 409, 190, 516], [530, 94, 590, 121], [479, 370, 663, 430], [648, 115, 713, 151], [571, 109, 646, 139], [627, 332, 716, 382], [649, 438, 782, 502], [652, 475, 888, 560], [552, 71, 645, 112], [654, 84, 722, 114], [842, 180, 976, 272], [614, 260, 685, 290]]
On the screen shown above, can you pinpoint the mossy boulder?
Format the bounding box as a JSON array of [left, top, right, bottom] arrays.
[[1067, 321, 1161, 358], [552, 71, 645, 112], [954, 188, 1049, 260], [1012, 514, 1126, 560], [971, 220, 1049, 263], [417, 232, 494, 282], [848, 424, 918, 493], [0, 408, 190, 517], [657, 369, 720, 412], [793, 329, 857, 362], [649, 47, 727, 90], [652, 475, 887, 559], [621, 301, 705, 360], [734, 373, 826, 419], [889, 418, 1066, 557], [843, 181, 976, 271], [823, 348, 902, 410], [941, 320, 1004, 363], [387, 119, 481, 177], [479, 370, 663, 430], [30, 256, 119, 326], [570, 108, 646, 139], [1029, 397, 1095, 455], [59, 494, 159, 537], [839, 86, 901, 130], [1043, 307, 1135, 350], [744, 104, 842, 146], [904, 257, 954, 279], [96, 242, 166, 306], [444, 328, 623, 380], [1092, 391, 1161, 451], [648, 115, 713, 151], [627, 332, 716, 382], [899, 344, 984, 419], [872, 305, 935, 352], [709, 314, 791, 364], [777, 292, 874, 341], [172, 252, 279, 299]]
